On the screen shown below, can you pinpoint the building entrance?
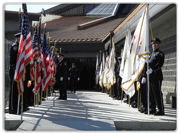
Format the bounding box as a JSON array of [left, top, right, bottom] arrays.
[[66, 57, 96, 90]]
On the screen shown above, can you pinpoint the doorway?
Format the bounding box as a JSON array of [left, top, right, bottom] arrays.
[[66, 57, 96, 90]]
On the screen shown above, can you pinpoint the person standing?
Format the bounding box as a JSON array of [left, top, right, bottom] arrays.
[[55, 54, 68, 100], [138, 64, 148, 113], [69, 63, 80, 93], [115, 57, 123, 100], [146, 38, 165, 115], [9, 33, 21, 114]]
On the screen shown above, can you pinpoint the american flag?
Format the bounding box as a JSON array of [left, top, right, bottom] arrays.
[[31, 26, 42, 94], [14, 3, 33, 95], [32, 26, 40, 59], [41, 31, 52, 92], [30, 27, 38, 81], [50, 53, 56, 88]]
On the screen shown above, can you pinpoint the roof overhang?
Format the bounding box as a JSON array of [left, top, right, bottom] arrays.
[[103, 3, 173, 50]]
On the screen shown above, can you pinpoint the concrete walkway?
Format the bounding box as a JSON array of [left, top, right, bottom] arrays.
[[5, 90, 176, 131]]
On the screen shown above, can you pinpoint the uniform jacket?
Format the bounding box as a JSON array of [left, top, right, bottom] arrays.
[[149, 48, 164, 81], [55, 59, 68, 83], [69, 67, 79, 79], [139, 48, 164, 81], [9, 42, 19, 77]]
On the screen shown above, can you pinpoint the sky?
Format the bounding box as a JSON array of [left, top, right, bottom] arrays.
[[4, 3, 59, 13]]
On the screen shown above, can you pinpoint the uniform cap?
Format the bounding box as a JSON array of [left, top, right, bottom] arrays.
[[14, 33, 21, 37], [117, 57, 122, 61], [57, 53, 64, 58], [151, 38, 161, 45]]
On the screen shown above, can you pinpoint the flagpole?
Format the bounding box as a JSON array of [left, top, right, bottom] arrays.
[[146, 4, 150, 115], [21, 94, 23, 120], [16, 6, 22, 115], [110, 31, 114, 97], [35, 60, 37, 106], [17, 94, 20, 114]]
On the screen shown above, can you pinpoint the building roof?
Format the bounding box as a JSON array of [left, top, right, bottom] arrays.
[[86, 4, 119, 16], [45, 4, 83, 15], [5, 10, 40, 20], [45, 16, 125, 43]]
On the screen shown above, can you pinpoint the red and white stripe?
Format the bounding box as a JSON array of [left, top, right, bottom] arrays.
[[14, 31, 33, 95], [41, 54, 52, 92]]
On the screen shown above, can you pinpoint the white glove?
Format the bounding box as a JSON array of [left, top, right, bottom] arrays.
[[141, 77, 146, 84], [60, 77, 63, 81], [145, 58, 149, 63], [68, 77, 70, 80], [146, 68, 153, 75], [145, 55, 150, 63], [77, 77, 80, 81]]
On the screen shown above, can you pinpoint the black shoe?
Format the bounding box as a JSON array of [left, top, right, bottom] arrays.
[[139, 107, 147, 113], [116, 96, 121, 100], [23, 107, 29, 111], [9, 111, 17, 114], [132, 104, 137, 108], [131, 101, 136, 105], [57, 97, 63, 100], [154, 110, 164, 116], [42, 98, 46, 101], [124, 99, 128, 103], [144, 109, 156, 114], [62, 98, 67, 100]]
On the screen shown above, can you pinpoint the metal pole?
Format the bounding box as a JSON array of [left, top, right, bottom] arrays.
[[46, 87, 48, 100], [136, 88, 139, 110], [34, 93, 35, 108], [121, 89, 123, 103], [17, 94, 20, 114], [21, 94, 23, 120], [40, 89, 42, 103], [34, 61, 37, 107], [140, 90, 141, 111], [11, 79, 14, 111], [147, 4, 150, 115], [147, 57, 150, 115]]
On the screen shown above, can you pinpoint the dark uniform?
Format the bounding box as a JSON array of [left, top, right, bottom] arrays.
[[69, 63, 79, 93], [138, 64, 148, 113], [9, 33, 30, 114], [148, 38, 165, 115], [9, 34, 20, 114], [55, 57, 68, 100], [115, 57, 122, 100]]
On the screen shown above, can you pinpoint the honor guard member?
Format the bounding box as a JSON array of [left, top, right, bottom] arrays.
[[146, 38, 165, 115], [115, 57, 122, 100], [55, 54, 68, 100], [9, 33, 21, 114], [69, 63, 80, 93], [138, 64, 148, 113]]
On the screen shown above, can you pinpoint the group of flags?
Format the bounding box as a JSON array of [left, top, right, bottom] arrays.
[[96, 39, 116, 90], [96, 5, 150, 98], [14, 3, 150, 100], [14, 3, 57, 96]]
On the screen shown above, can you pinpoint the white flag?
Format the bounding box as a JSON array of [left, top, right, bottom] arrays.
[[95, 54, 99, 85], [121, 5, 149, 98], [99, 53, 105, 88], [106, 39, 116, 86], [99, 62, 103, 87], [103, 56, 111, 89], [119, 28, 131, 78]]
